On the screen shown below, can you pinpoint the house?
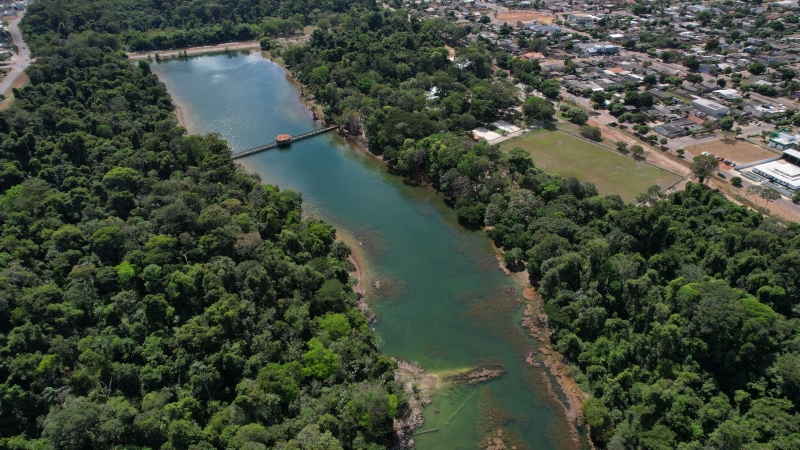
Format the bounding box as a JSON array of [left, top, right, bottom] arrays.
[[569, 13, 601, 24], [691, 98, 729, 118], [713, 89, 742, 101], [654, 123, 689, 138], [769, 132, 800, 150], [530, 25, 562, 34], [746, 104, 787, 119], [580, 44, 620, 55]]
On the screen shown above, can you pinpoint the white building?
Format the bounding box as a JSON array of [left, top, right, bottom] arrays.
[[769, 132, 800, 150], [747, 104, 787, 119], [569, 14, 601, 24], [713, 89, 742, 101], [691, 98, 729, 118], [752, 156, 800, 190]]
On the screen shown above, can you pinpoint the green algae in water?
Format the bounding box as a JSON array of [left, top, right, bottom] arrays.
[[151, 52, 586, 450]]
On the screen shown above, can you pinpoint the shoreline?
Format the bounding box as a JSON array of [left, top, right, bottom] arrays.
[[126, 41, 261, 61], [171, 98, 196, 135], [266, 53, 325, 124], [492, 241, 591, 448], [125, 34, 311, 61], [521, 287, 590, 448], [333, 227, 371, 300]]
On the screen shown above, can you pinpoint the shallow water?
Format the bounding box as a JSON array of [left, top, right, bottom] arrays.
[[152, 52, 577, 449]]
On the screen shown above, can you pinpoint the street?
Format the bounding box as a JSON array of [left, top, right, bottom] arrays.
[[0, 13, 32, 95]]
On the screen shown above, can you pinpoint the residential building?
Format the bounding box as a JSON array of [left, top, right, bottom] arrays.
[[653, 123, 689, 138], [713, 89, 742, 101]]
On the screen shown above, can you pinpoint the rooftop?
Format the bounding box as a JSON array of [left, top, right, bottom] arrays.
[[752, 159, 800, 190]]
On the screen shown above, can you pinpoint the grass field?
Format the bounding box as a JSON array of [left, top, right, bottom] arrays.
[[501, 129, 681, 201]]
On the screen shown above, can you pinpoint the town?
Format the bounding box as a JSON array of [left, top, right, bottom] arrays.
[[398, 0, 800, 219]]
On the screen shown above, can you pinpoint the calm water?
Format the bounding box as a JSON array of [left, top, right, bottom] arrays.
[[152, 52, 576, 449]]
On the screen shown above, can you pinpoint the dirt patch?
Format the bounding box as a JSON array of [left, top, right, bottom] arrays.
[[686, 139, 778, 165], [445, 45, 457, 59], [521, 287, 589, 448], [497, 12, 554, 24]]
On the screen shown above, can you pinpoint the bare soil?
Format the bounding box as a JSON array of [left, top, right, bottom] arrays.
[[496, 12, 554, 24], [0, 72, 28, 110], [686, 140, 778, 165]]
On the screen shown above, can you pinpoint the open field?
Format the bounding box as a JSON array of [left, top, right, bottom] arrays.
[[501, 129, 681, 201], [497, 12, 554, 24], [686, 139, 778, 165]]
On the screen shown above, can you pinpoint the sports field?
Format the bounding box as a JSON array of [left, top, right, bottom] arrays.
[[501, 129, 681, 201]]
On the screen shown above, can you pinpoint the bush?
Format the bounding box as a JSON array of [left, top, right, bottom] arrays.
[[456, 202, 487, 229], [260, 37, 277, 50], [503, 247, 525, 272], [793, 191, 800, 204], [731, 176, 743, 188], [579, 125, 602, 141]]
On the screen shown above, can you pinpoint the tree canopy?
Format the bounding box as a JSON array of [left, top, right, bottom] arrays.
[[0, 26, 400, 450]]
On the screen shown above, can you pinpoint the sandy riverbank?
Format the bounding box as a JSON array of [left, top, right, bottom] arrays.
[[336, 229, 372, 301], [127, 41, 261, 61], [171, 98, 196, 134]]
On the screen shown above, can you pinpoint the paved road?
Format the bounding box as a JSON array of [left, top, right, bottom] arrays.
[[0, 14, 32, 95], [736, 174, 800, 221]]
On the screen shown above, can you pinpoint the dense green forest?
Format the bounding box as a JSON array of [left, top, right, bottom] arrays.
[[22, 0, 377, 52], [11, 2, 800, 449], [283, 11, 800, 449], [0, 25, 402, 450]]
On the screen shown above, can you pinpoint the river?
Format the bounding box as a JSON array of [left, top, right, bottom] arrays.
[[152, 51, 579, 449]]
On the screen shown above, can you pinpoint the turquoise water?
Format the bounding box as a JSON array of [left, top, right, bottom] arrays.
[[152, 52, 576, 449]]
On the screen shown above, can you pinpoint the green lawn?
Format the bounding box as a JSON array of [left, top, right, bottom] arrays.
[[501, 129, 680, 201]]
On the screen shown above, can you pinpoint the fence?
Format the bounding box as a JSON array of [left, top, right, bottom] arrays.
[[555, 127, 683, 178]]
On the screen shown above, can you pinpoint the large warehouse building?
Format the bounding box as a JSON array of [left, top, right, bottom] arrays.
[[691, 98, 729, 118], [751, 149, 800, 191]]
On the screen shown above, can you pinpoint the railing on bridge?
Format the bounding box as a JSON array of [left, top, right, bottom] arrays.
[[231, 126, 338, 159]]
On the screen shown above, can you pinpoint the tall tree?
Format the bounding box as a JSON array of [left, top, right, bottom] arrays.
[[691, 154, 720, 184]]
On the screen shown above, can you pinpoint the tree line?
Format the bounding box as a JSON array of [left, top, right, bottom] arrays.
[[22, 0, 377, 52]]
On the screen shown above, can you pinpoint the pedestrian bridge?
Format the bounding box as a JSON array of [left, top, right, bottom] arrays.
[[230, 126, 338, 159]]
